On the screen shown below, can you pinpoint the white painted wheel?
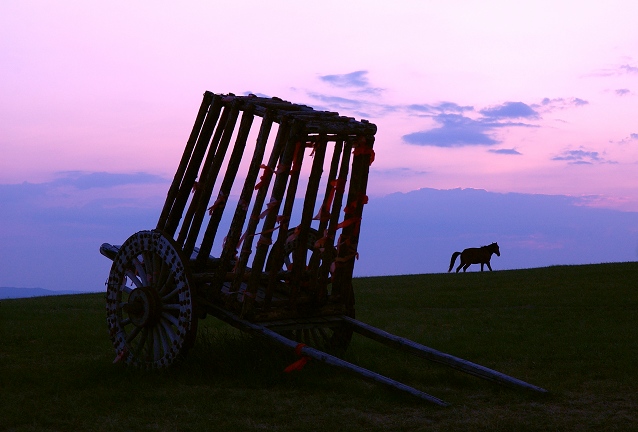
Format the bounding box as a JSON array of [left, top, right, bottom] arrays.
[[106, 230, 196, 368]]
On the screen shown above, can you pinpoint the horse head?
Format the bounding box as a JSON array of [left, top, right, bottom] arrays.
[[491, 242, 500, 256]]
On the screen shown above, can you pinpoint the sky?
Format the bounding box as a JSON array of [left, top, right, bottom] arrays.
[[1, 1, 638, 291]]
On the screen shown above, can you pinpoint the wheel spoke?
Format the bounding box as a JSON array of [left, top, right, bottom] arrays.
[[125, 270, 143, 288], [317, 327, 330, 344], [158, 324, 171, 358], [156, 260, 171, 293], [132, 256, 147, 286], [126, 325, 143, 343], [135, 327, 149, 358], [142, 252, 154, 285], [161, 311, 180, 327], [161, 286, 180, 302], [160, 319, 178, 347]]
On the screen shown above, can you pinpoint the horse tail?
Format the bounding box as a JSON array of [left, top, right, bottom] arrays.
[[448, 252, 461, 272]]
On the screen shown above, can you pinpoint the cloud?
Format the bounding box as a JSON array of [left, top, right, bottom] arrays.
[[318, 70, 383, 96], [588, 63, 638, 77], [488, 148, 522, 155], [370, 167, 429, 177], [402, 114, 499, 147], [613, 133, 638, 144], [51, 171, 168, 190], [402, 101, 538, 148], [480, 102, 540, 119], [0, 171, 168, 291], [536, 97, 589, 112], [615, 89, 631, 96], [551, 148, 615, 165], [406, 102, 474, 115], [306, 92, 394, 119], [620, 64, 638, 74]]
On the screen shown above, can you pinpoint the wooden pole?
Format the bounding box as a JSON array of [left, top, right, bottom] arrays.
[[157, 92, 218, 232], [188, 100, 241, 260], [176, 102, 232, 249], [207, 304, 450, 406], [341, 315, 548, 393]]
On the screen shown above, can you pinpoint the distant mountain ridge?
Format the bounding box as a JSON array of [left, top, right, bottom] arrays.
[[0, 287, 85, 299]]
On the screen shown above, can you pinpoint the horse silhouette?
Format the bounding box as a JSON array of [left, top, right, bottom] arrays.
[[448, 243, 500, 273]]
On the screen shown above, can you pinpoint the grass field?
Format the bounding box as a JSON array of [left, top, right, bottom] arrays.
[[1, 262, 637, 431]]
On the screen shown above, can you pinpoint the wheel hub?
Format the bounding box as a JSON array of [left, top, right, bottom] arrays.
[[125, 287, 162, 328]]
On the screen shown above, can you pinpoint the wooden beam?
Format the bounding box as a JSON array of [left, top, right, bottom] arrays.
[[341, 315, 548, 393], [206, 304, 450, 406]]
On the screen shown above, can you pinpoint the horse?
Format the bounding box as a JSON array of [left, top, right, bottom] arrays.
[[448, 242, 500, 273]]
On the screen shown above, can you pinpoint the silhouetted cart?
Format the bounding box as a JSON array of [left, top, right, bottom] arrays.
[[100, 92, 546, 405]]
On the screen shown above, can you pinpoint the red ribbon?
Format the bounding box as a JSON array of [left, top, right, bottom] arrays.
[[290, 142, 302, 174], [254, 164, 273, 190], [208, 191, 227, 215], [284, 343, 310, 372], [314, 179, 346, 222], [259, 198, 280, 219], [352, 136, 375, 166]]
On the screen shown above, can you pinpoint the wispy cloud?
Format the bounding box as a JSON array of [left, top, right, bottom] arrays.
[[588, 63, 638, 77], [318, 70, 383, 96], [51, 171, 167, 190], [402, 102, 539, 148], [488, 148, 522, 155], [612, 133, 638, 144], [370, 167, 429, 177], [480, 101, 540, 120], [615, 89, 632, 96], [405, 102, 474, 116], [535, 97, 589, 112], [551, 148, 615, 165], [620, 64, 638, 74], [403, 114, 499, 147]]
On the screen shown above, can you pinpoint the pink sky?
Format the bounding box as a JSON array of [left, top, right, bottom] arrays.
[[2, 1, 638, 210]]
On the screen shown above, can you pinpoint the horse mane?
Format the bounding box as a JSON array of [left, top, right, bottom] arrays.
[[481, 242, 498, 249]]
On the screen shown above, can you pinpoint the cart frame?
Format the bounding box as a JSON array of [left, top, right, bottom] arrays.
[[100, 92, 546, 404]]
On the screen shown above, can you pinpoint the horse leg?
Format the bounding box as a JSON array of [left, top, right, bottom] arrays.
[[486, 262, 493, 271], [462, 263, 470, 272], [480, 263, 484, 272], [456, 257, 464, 273]]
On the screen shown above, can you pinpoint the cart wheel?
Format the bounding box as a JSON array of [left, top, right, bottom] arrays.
[[270, 228, 352, 355], [286, 314, 353, 356], [267, 228, 328, 274], [106, 230, 197, 369]]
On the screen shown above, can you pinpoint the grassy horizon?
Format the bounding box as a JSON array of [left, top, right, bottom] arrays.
[[1, 262, 637, 431]]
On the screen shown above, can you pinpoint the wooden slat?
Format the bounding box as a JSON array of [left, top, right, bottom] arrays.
[[163, 95, 225, 236], [157, 91, 215, 230]]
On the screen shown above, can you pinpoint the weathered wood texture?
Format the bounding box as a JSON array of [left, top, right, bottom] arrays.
[[156, 91, 376, 321]]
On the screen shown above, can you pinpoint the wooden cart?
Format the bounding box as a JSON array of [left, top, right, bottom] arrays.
[[100, 92, 546, 405]]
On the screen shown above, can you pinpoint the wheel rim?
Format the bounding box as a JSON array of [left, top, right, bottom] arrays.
[[106, 230, 195, 368]]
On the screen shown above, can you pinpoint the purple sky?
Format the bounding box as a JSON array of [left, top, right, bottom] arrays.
[[1, 2, 638, 291]]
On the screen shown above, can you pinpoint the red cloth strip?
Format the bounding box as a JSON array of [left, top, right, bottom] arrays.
[[284, 343, 310, 373], [254, 164, 273, 190], [208, 191, 227, 215]]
